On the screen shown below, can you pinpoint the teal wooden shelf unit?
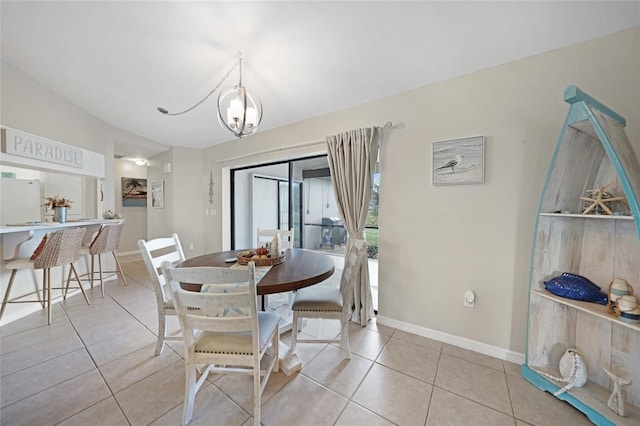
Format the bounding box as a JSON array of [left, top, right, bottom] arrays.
[[522, 86, 640, 425]]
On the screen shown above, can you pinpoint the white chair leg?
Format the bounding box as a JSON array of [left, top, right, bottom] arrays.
[[253, 368, 261, 426], [155, 311, 166, 356], [291, 311, 299, 353], [273, 326, 279, 372], [341, 319, 351, 359], [183, 365, 197, 426]]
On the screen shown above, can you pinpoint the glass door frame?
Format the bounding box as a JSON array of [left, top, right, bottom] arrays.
[[230, 154, 327, 250]]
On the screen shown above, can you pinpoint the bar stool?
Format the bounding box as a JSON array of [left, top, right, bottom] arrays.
[[0, 227, 89, 325], [78, 222, 127, 298]]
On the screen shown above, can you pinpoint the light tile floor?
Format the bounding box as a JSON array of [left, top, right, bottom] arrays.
[[0, 255, 594, 425]]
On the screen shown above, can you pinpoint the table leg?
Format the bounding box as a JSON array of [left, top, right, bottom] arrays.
[[278, 342, 302, 375]]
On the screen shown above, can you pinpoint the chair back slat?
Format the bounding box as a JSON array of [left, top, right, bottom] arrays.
[[150, 251, 186, 285], [138, 234, 186, 299], [189, 315, 254, 333], [257, 228, 294, 250], [162, 262, 259, 349], [35, 228, 86, 269], [177, 288, 251, 311]]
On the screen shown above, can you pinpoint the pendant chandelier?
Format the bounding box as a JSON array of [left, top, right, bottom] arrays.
[[157, 52, 262, 139]]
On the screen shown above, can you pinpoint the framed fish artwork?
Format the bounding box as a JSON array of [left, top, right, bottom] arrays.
[[432, 136, 485, 185]]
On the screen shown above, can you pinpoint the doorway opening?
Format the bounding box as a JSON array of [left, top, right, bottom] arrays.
[[230, 155, 379, 314]]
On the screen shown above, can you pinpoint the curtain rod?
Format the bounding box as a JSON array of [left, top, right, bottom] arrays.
[[214, 122, 392, 164]]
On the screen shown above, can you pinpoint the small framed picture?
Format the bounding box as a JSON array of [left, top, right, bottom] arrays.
[[121, 177, 147, 207], [151, 180, 165, 208], [433, 136, 485, 185]]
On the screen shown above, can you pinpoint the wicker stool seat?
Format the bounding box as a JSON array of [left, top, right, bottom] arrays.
[[78, 222, 127, 298], [0, 227, 89, 325]]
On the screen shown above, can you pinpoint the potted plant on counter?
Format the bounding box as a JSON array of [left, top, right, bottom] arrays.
[[43, 195, 73, 223]]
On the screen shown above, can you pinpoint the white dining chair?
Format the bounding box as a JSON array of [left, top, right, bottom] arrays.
[[256, 228, 294, 314], [256, 227, 294, 251], [291, 238, 368, 359], [162, 261, 279, 426], [137, 234, 186, 355]]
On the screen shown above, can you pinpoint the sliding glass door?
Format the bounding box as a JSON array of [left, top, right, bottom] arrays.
[[230, 154, 379, 312], [231, 156, 326, 250]]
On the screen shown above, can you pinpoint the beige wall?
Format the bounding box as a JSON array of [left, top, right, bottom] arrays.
[[147, 147, 203, 256], [198, 28, 640, 359]]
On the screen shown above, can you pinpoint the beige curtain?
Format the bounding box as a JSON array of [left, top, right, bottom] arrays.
[[326, 127, 379, 325]]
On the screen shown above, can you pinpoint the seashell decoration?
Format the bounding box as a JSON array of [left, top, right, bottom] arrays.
[[534, 349, 588, 396], [615, 295, 640, 324], [607, 278, 633, 314]]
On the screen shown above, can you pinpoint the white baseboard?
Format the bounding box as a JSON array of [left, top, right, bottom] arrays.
[[375, 315, 525, 365]]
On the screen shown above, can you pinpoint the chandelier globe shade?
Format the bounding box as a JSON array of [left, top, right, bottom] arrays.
[[217, 84, 263, 138]]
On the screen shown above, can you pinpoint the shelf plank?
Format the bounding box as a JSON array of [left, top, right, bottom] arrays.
[[540, 213, 634, 220], [531, 290, 640, 332], [523, 365, 640, 426]]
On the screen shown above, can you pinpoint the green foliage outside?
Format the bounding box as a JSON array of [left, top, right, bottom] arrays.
[[365, 179, 379, 258], [364, 228, 379, 259]]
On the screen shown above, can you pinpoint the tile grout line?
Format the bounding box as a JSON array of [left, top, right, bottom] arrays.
[[58, 285, 132, 425]]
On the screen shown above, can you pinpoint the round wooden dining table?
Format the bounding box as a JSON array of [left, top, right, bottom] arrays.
[[177, 248, 335, 295]]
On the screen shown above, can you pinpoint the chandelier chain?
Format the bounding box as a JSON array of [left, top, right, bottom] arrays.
[[159, 54, 241, 116]]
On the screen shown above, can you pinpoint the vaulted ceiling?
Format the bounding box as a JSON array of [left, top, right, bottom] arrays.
[[2, 1, 638, 158]]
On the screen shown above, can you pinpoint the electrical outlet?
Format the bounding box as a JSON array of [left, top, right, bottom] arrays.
[[188, 242, 194, 250], [464, 290, 476, 308]]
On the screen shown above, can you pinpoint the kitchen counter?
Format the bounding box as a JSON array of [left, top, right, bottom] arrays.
[[0, 218, 125, 325], [1, 218, 124, 261], [0, 218, 123, 234]]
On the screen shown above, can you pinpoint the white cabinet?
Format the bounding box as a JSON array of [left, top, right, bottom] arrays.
[[522, 86, 640, 425]]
